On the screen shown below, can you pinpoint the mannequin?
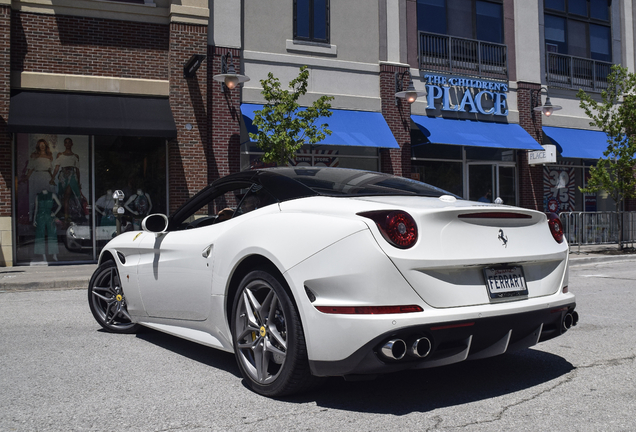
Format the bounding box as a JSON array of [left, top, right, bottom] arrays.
[[95, 189, 115, 226], [51, 137, 81, 222], [33, 189, 61, 261], [124, 189, 152, 229], [23, 139, 54, 222]]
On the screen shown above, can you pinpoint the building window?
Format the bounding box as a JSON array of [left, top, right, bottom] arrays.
[[544, 0, 611, 62], [294, 0, 330, 44], [241, 143, 378, 172], [417, 0, 504, 44], [13, 133, 167, 264]]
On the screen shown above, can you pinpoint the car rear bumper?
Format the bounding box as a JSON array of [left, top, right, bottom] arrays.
[[308, 302, 577, 377]]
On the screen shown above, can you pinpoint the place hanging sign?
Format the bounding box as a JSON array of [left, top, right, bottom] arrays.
[[421, 73, 509, 117]]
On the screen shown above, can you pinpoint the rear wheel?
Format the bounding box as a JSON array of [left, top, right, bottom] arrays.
[[231, 269, 319, 397], [88, 261, 139, 334]]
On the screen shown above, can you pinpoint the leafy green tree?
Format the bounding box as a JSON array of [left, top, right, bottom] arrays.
[[249, 66, 334, 165], [577, 64, 636, 249]]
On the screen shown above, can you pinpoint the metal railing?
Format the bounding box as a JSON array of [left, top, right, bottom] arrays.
[[546, 51, 612, 92], [559, 211, 636, 251], [419, 31, 508, 81]]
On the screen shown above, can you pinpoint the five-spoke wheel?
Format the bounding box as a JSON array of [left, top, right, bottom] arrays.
[[88, 261, 139, 334], [232, 269, 318, 396]]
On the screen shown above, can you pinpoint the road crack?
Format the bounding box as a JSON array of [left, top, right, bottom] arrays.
[[428, 354, 635, 431]]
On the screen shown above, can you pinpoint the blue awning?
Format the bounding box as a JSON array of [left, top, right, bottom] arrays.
[[241, 104, 400, 149], [411, 115, 544, 150], [543, 126, 609, 159]]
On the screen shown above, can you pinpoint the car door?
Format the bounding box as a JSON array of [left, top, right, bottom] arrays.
[[136, 182, 252, 321]]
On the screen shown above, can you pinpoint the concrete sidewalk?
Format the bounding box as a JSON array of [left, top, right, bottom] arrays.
[[1, 245, 635, 292]]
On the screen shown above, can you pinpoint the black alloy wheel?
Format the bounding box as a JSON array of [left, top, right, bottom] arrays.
[[88, 260, 139, 334], [231, 269, 320, 397]]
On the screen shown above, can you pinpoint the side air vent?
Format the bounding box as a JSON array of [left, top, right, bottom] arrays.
[[117, 251, 126, 264]]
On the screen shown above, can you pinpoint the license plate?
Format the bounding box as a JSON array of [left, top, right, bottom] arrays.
[[483, 266, 528, 299]]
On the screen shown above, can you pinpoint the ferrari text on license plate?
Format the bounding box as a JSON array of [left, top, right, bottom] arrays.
[[483, 266, 528, 299]]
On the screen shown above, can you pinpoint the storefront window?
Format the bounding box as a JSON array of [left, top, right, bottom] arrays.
[[412, 143, 462, 160], [94, 136, 167, 234], [412, 161, 463, 196], [413, 142, 518, 204], [15, 134, 92, 264], [465, 147, 515, 162], [14, 134, 167, 264], [543, 159, 616, 213]]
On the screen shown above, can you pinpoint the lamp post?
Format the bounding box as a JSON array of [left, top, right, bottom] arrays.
[[212, 52, 250, 92], [533, 87, 562, 118], [395, 70, 426, 105]]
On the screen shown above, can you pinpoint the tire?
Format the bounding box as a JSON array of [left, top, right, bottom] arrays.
[[88, 260, 140, 334], [231, 269, 320, 397]]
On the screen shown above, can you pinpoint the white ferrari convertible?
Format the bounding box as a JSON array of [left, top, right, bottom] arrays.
[[88, 167, 578, 396]]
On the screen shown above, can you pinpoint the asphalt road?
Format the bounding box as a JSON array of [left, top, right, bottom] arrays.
[[1, 260, 635, 431]]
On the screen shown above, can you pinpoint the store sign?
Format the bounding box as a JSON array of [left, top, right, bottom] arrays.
[[422, 74, 509, 117], [528, 144, 557, 165]]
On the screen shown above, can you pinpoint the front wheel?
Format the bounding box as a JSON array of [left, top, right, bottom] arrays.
[[231, 270, 320, 397], [88, 261, 139, 334]]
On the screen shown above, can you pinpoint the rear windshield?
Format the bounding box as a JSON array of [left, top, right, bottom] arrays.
[[265, 167, 453, 197]]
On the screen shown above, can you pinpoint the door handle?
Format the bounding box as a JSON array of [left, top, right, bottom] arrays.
[[202, 244, 213, 258]]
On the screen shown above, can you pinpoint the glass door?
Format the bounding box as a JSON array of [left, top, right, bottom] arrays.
[[468, 164, 494, 203], [467, 163, 516, 205]]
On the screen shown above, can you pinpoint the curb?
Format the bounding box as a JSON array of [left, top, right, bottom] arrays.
[[0, 279, 90, 292], [569, 254, 636, 267]]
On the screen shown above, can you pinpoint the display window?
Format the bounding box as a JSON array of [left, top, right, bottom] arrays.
[[412, 143, 518, 204], [15, 134, 92, 263], [94, 136, 167, 232], [14, 134, 167, 264], [543, 159, 615, 213]]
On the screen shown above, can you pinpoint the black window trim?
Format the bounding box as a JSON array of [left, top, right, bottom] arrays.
[[293, 0, 330, 44], [544, 0, 612, 61]]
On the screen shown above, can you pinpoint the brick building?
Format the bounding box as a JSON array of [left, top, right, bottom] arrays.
[[0, 0, 631, 266]]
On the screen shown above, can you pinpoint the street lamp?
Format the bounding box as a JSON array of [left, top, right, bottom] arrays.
[[533, 87, 562, 117], [395, 70, 426, 105], [212, 52, 250, 92]]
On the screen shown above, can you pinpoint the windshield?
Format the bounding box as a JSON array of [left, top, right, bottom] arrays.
[[264, 167, 454, 198]]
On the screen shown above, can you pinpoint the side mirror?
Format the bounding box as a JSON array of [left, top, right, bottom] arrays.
[[142, 214, 169, 234]]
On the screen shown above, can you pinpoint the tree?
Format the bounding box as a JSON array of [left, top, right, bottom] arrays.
[[249, 66, 334, 165], [577, 64, 636, 249]]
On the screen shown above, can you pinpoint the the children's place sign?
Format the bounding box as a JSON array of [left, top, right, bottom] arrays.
[[422, 74, 509, 117]]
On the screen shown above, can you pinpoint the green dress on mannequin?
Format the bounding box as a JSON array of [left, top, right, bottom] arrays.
[[33, 190, 61, 259]]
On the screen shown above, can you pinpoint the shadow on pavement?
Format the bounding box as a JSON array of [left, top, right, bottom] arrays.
[[133, 326, 574, 413], [133, 327, 241, 379], [300, 348, 575, 414]]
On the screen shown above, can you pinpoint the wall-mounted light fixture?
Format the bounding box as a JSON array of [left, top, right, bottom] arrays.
[[395, 70, 426, 105], [212, 52, 250, 92], [533, 87, 562, 118], [183, 54, 206, 79]]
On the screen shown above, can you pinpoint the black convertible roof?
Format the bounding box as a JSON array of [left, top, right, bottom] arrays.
[[254, 167, 450, 199]]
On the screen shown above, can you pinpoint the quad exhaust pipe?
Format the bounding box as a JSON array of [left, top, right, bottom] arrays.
[[380, 336, 432, 361], [381, 339, 407, 360], [562, 311, 579, 331], [408, 336, 432, 358]]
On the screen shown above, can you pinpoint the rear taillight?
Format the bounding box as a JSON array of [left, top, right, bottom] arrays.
[[358, 210, 418, 249], [547, 212, 564, 243]]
